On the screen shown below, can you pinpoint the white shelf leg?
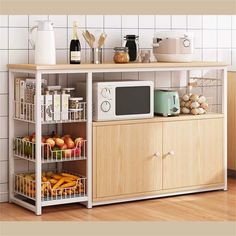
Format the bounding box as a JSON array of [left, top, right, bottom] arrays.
[[35, 71, 42, 215], [86, 72, 93, 208], [8, 70, 15, 203], [222, 68, 227, 191]]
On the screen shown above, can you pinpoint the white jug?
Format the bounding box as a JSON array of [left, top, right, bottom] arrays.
[[29, 20, 56, 64]]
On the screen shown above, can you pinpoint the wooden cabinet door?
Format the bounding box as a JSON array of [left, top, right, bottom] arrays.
[[163, 118, 224, 189], [93, 122, 163, 199]]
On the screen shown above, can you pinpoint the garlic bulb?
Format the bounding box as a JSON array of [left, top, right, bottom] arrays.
[[200, 102, 208, 110], [191, 108, 199, 115], [185, 101, 191, 108], [180, 101, 185, 107], [198, 108, 205, 114], [190, 94, 199, 102]]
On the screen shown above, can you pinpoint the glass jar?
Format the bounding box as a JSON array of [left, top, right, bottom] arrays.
[[113, 47, 130, 63], [124, 35, 139, 62]]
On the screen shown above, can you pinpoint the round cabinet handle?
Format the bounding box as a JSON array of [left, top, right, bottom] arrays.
[[168, 150, 175, 156], [154, 152, 161, 158]]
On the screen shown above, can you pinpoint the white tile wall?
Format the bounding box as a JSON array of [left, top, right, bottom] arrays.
[[0, 14, 235, 202]]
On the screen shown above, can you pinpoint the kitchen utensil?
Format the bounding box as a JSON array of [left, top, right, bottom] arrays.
[[154, 90, 180, 116], [85, 30, 93, 47], [29, 20, 56, 64], [98, 33, 107, 48], [82, 32, 93, 48], [124, 35, 139, 62], [153, 31, 194, 62], [90, 48, 103, 64], [89, 32, 96, 47]]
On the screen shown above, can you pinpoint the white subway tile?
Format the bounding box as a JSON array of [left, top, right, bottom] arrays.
[[29, 15, 48, 27], [203, 69, 217, 79], [218, 49, 232, 65], [155, 72, 171, 88], [139, 29, 154, 48], [86, 15, 103, 28], [104, 72, 122, 81], [190, 29, 202, 48], [54, 28, 67, 49], [122, 72, 138, 80], [122, 15, 138, 29], [104, 15, 121, 29], [232, 30, 236, 48], [9, 28, 28, 49], [187, 15, 202, 29], [139, 15, 155, 29], [104, 49, 114, 63], [0, 15, 8, 27], [9, 50, 28, 64], [122, 28, 139, 39], [56, 50, 68, 64], [203, 49, 217, 61], [155, 15, 171, 29], [68, 15, 86, 28], [193, 49, 202, 61], [217, 15, 232, 29], [9, 15, 28, 27], [0, 50, 8, 72], [0, 139, 8, 161], [217, 30, 231, 48], [232, 16, 236, 29], [203, 30, 217, 48], [29, 49, 34, 64], [232, 50, 236, 66], [0, 117, 8, 138], [0, 94, 8, 116], [171, 15, 187, 29], [0, 161, 8, 183], [104, 29, 121, 49], [203, 15, 217, 29], [49, 15, 67, 27], [0, 28, 8, 49], [0, 72, 8, 94], [139, 72, 155, 84], [203, 86, 217, 104], [0, 185, 8, 202], [172, 71, 187, 87]]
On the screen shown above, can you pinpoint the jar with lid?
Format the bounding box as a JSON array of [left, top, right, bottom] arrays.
[[113, 47, 130, 63], [124, 35, 139, 62]]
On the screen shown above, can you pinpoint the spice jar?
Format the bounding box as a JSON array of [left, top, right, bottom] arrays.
[[113, 47, 130, 63], [69, 97, 83, 120]]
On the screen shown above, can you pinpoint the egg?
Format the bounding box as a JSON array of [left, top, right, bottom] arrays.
[[181, 107, 190, 114], [182, 94, 190, 102], [191, 108, 199, 115], [198, 108, 205, 114], [190, 94, 199, 102], [200, 102, 209, 110], [198, 95, 206, 104], [190, 101, 200, 109]]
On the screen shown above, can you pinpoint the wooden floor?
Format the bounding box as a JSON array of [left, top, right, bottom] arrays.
[[1, 178, 236, 221]]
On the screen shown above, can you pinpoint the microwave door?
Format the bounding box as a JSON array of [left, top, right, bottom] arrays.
[[115, 86, 151, 116]]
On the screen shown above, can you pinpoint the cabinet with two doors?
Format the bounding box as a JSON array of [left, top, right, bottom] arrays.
[[92, 114, 225, 203]]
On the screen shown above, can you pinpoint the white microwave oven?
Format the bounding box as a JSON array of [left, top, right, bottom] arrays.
[[76, 81, 154, 121]]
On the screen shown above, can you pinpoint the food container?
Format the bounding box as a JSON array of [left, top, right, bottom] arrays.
[[90, 48, 103, 64], [69, 97, 83, 109], [69, 97, 84, 120], [113, 47, 130, 63]]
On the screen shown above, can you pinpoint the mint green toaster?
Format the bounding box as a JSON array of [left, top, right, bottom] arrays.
[[154, 90, 180, 116]]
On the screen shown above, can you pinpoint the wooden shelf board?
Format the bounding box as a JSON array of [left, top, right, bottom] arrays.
[[8, 62, 228, 71], [93, 113, 224, 127]]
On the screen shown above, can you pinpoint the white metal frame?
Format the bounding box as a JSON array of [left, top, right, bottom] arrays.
[[8, 64, 228, 215]]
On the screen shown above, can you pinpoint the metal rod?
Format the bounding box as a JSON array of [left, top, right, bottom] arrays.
[[86, 72, 93, 209], [35, 71, 42, 215], [8, 70, 15, 203]]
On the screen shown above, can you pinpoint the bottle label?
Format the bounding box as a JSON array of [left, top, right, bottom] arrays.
[[71, 51, 81, 61]]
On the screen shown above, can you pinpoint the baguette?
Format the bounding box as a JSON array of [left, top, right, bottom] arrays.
[[52, 174, 62, 180], [49, 179, 58, 184], [52, 178, 65, 189], [63, 177, 74, 183], [42, 177, 48, 182]]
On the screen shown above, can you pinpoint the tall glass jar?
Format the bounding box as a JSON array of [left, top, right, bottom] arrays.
[[124, 35, 139, 62]]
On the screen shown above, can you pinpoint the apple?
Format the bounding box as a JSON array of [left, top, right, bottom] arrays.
[[60, 143, 68, 150], [71, 147, 81, 157], [75, 137, 84, 147], [41, 137, 47, 143], [65, 139, 75, 149], [61, 135, 71, 141], [46, 138, 55, 148], [31, 137, 35, 143], [55, 138, 64, 147]]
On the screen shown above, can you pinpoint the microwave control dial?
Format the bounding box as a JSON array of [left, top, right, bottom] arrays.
[[183, 39, 190, 47], [101, 87, 111, 99], [101, 101, 111, 112]]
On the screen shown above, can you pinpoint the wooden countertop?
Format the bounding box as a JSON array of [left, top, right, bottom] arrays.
[[7, 62, 228, 72], [93, 113, 224, 126]]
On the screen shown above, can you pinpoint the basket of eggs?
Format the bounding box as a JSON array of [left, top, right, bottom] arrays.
[[180, 94, 209, 115]]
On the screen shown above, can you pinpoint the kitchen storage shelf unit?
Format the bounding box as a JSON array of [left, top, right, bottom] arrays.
[[8, 62, 228, 215]]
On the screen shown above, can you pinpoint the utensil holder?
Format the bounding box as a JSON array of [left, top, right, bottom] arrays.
[[90, 48, 103, 64]]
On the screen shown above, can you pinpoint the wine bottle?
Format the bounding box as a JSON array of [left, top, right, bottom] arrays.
[[70, 21, 81, 64]]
